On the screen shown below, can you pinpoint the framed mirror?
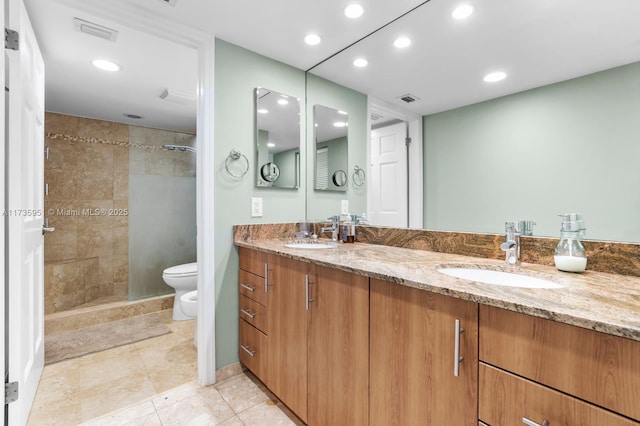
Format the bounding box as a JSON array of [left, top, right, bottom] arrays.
[[314, 105, 348, 192], [255, 87, 301, 189]]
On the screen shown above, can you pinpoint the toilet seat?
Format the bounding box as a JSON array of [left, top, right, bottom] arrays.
[[162, 262, 197, 277]]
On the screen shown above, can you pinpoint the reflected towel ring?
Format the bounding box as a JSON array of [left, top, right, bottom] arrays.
[[225, 149, 249, 178], [352, 165, 366, 187]]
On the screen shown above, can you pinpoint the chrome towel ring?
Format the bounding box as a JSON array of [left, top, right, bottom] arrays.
[[225, 149, 250, 178]]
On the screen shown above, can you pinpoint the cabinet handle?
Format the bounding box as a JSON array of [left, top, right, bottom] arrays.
[[453, 318, 465, 377], [264, 263, 271, 292], [240, 283, 255, 292], [240, 308, 256, 319], [522, 418, 549, 426], [305, 274, 314, 310], [240, 344, 256, 357]]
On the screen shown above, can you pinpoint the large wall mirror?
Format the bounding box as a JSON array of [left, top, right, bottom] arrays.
[[255, 87, 301, 189], [313, 104, 348, 192], [307, 0, 640, 242]]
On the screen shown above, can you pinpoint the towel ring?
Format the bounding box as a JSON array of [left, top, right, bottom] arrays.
[[225, 149, 249, 178], [352, 165, 366, 187]]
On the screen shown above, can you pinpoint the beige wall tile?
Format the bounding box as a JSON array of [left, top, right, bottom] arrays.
[[44, 230, 77, 263], [45, 168, 78, 200], [45, 112, 79, 137], [78, 117, 129, 142], [45, 138, 79, 171]]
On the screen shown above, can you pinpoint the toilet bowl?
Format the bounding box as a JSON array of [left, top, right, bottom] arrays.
[[162, 262, 197, 320], [180, 290, 198, 318], [180, 290, 198, 347]]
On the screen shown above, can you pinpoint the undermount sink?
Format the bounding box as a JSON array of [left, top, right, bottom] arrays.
[[437, 267, 564, 289], [284, 241, 337, 249]]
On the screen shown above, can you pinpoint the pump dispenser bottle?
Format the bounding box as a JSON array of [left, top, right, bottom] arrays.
[[554, 213, 587, 273]]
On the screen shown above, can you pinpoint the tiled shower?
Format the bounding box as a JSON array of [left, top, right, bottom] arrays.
[[43, 112, 196, 318]]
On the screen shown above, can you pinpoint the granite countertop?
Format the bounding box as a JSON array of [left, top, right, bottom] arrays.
[[236, 239, 640, 342]]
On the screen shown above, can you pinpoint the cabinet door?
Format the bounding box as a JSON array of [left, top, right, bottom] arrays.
[[370, 279, 478, 426], [266, 255, 308, 422], [308, 265, 369, 426]]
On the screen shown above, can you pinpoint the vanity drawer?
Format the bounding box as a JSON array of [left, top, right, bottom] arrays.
[[239, 247, 266, 277], [239, 269, 268, 306], [479, 363, 638, 426], [239, 318, 267, 380], [239, 294, 268, 334], [479, 305, 640, 421]]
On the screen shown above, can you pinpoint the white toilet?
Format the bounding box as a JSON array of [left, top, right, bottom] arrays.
[[180, 290, 198, 347], [162, 262, 197, 320]]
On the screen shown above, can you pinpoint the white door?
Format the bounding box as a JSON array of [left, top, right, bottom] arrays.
[[6, 0, 46, 424], [369, 122, 408, 227]]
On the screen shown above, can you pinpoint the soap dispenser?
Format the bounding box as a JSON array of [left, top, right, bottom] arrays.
[[554, 213, 587, 273]]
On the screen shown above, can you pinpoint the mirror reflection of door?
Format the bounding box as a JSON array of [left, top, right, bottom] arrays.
[[255, 88, 301, 188], [369, 121, 408, 227], [314, 105, 348, 192]]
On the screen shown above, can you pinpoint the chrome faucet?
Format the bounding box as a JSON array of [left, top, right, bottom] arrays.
[[320, 215, 340, 242], [500, 221, 520, 265]]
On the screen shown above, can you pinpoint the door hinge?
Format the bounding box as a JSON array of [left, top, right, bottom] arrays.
[[5, 381, 19, 405], [5, 28, 19, 50]]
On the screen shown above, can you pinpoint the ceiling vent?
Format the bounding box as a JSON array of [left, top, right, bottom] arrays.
[[73, 18, 118, 42], [398, 93, 421, 103], [370, 112, 384, 121], [157, 0, 178, 6]]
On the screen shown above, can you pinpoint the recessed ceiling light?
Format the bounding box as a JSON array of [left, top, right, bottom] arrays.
[[92, 59, 121, 72], [267, 143, 275, 148], [452, 4, 474, 20], [305, 33, 322, 45], [344, 4, 364, 19], [394, 37, 412, 48], [337, 110, 348, 115], [333, 121, 347, 128], [258, 109, 269, 114], [277, 99, 289, 105], [483, 71, 507, 82], [353, 58, 368, 68]]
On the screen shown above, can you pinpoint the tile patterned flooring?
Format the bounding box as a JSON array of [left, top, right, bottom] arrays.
[[28, 310, 302, 425]]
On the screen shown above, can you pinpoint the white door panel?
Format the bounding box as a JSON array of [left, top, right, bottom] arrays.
[[6, 0, 45, 423], [369, 122, 408, 227]]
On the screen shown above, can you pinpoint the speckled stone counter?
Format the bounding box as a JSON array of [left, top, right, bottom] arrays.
[[235, 238, 640, 342]]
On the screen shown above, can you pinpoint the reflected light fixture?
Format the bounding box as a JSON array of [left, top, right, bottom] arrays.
[[394, 36, 412, 48], [92, 59, 121, 72], [353, 58, 368, 68], [483, 71, 507, 82], [277, 99, 289, 105], [267, 143, 275, 148], [258, 109, 269, 114], [452, 4, 474, 20], [344, 4, 364, 19], [305, 34, 322, 45], [333, 121, 347, 127]]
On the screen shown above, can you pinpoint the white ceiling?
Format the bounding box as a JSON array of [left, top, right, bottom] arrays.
[[24, 0, 640, 134]]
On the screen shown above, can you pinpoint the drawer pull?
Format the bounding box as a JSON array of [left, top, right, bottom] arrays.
[[240, 283, 255, 292], [264, 263, 269, 292], [240, 344, 256, 357], [522, 417, 549, 426], [305, 274, 314, 310], [240, 308, 256, 319], [453, 318, 465, 377]]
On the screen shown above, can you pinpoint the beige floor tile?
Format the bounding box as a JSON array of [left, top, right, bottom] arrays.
[[77, 351, 147, 390], [156, 387, 236, 425], [237, 400, 304, 426], [79, 370, 158, 421], [151, 380, 204, 411], [80, 400, 159, 426], [216, 373, 271, 413], [137, 338, 198, 393], [217, 416, 246, 426]]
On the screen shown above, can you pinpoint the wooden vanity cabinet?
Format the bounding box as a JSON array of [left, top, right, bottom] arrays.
[[369, 278, 479, 426], [266, 255, 308, 422], [307, 264, 370, 426], [238, 247, 269, 382], [479, 305, 640, 424]]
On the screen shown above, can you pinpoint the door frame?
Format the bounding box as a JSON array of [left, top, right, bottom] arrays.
[[1, 1, 7, 421], [368, 97, 423, 229]]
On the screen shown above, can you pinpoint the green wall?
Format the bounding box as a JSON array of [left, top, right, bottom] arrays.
[[214, 40, 367, 369], [423, 61, 640, 242]]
